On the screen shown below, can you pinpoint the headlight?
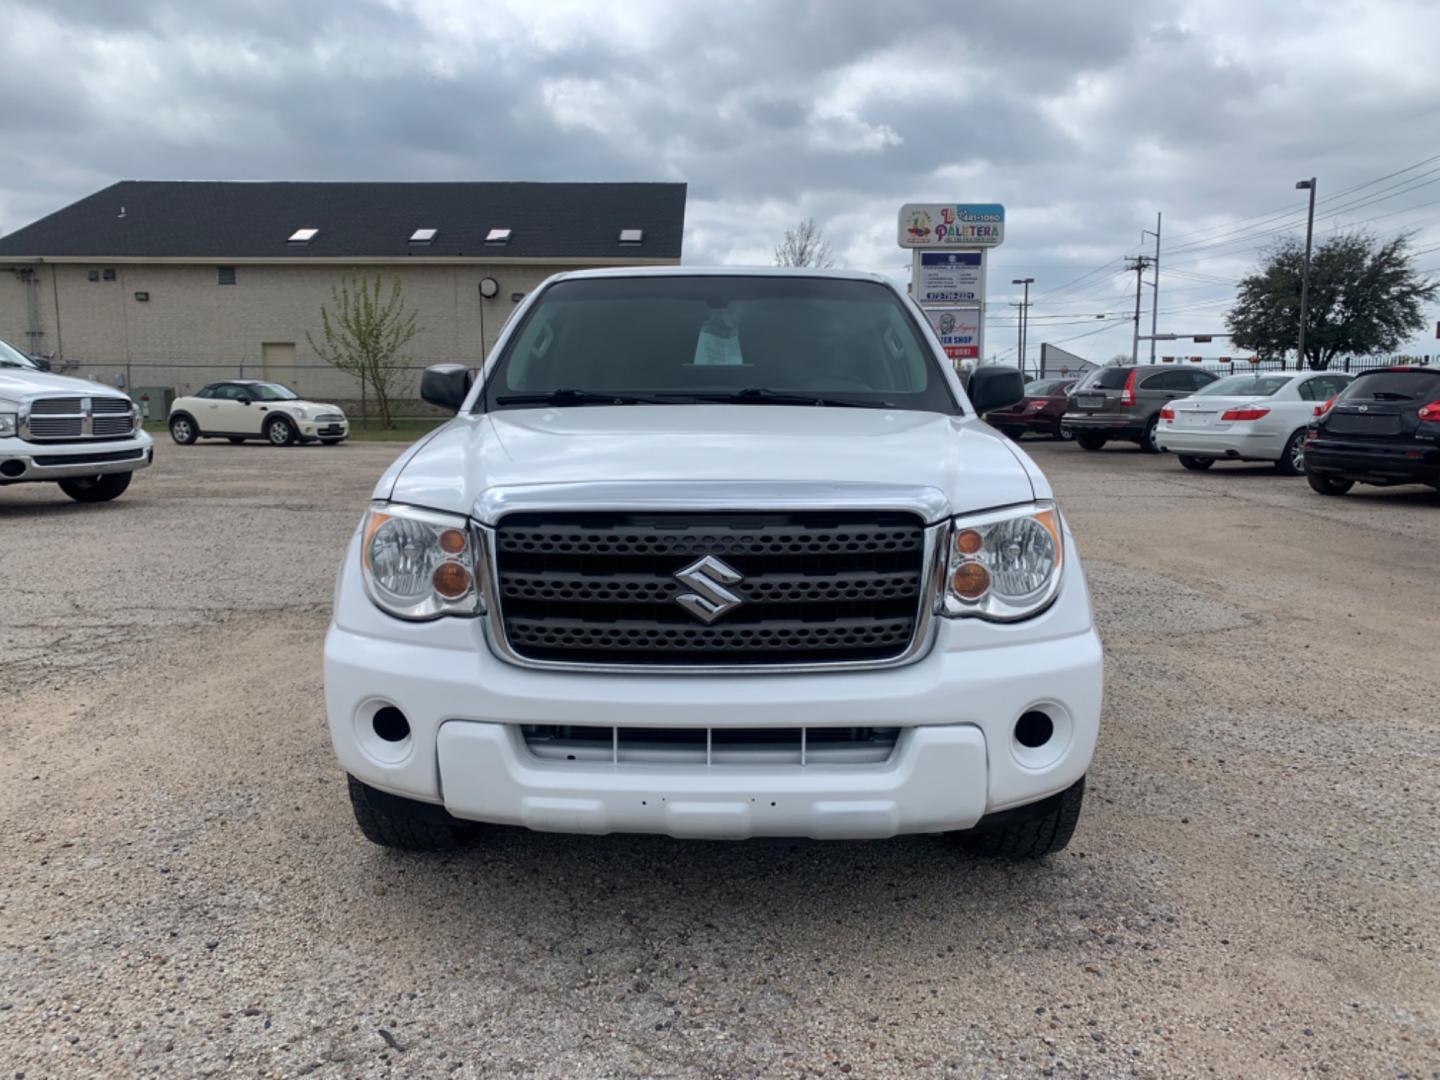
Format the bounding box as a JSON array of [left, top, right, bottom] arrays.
[[292, 406, 308, 419], [942, 501, 1064, 621], [0, 413, 16, 438], [360, 503, 484, 620]]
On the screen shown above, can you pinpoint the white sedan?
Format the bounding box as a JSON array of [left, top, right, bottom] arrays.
[[1156, 370, 1353, 475]]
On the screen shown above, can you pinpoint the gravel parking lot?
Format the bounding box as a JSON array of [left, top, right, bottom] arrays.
[[1, 437, 1436, 1079]]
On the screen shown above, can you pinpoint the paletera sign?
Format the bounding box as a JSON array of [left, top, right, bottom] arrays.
[[898, 203, 1005, 248]]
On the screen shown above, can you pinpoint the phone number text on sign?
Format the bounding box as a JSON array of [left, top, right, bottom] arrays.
[[918, 251, 983, 304]]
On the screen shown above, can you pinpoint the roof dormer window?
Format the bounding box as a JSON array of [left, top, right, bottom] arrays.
[[485, 228, 512, 245], [287, 227, 319, 243], [409, 228, 437, 244]]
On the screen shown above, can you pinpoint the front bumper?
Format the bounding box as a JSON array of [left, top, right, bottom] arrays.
[[0, 432, 154, 483], [1156, 425, 1278, 460], [299, 419, 349, 440], [324, 527, 1104, 839]]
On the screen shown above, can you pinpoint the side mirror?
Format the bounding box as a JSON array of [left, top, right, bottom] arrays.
[[967, 365, 1026, 414], [237, 396, 253, 406], [421, 363, 473, 413]]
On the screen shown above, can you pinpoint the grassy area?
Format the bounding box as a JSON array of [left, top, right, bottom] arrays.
[[142, 418, 446, 443]]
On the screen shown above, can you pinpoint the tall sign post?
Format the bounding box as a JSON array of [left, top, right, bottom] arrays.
[[898, 203, 1005, 371]]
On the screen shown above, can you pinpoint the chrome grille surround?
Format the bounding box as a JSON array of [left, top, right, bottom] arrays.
[[474, 481, 950, 675], [17, 395, 137, 442]]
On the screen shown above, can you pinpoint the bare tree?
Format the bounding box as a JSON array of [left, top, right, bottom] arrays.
[[307, 272, 420, 428], [773, 218, 838, 268]]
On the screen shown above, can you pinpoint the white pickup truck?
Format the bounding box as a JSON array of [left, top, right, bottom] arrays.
[[0, 339, 152, 502], [326, 269, 1103, 858]]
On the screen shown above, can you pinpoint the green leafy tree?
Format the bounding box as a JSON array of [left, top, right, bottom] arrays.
[[1226, 232, 1437, 370], [307, 272, 420, 428]]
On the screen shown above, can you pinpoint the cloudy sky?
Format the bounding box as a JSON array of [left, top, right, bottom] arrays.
[[4, 0, 1439, 362]]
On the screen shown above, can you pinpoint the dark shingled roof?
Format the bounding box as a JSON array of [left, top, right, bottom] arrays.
[[0, 180, 687, 261]]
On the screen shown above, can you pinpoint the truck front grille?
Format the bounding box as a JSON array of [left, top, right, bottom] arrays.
[[492, 511, 929, 667], [22, 396, 134, 441], [520, 724, 901, 765]]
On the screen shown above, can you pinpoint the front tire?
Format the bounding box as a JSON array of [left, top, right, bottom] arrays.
[[1053, 425, 1074, 441], [347, 775, 474, 852], [1307, 473, 1354, 496], [265, 416, 297, 447], [954, 777, 1085, 859], [1276, 429, 1307, 476], [1076, 432, 1107, 451], [58, 471, 132, 503], [1178, 455, 1214, 471], [169, 415, 198, 445]]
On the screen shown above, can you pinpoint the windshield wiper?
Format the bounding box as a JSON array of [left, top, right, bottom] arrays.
[[493, 389, 671, 407], [682, 388, 895, 409]]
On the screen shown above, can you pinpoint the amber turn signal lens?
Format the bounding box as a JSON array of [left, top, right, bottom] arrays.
[[431, 561, 472, 599], [954, 528, 983, 556], [438, 528, 467, 555], [950, 562, 990, 600]]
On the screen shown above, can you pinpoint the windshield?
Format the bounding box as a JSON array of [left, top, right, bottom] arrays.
[[1196, 375, 1292, 397], [1024, 379, 1070, 396], [0, 339, 37, 370], [245, 382, 299, 401], [482, 276, 958, 414]]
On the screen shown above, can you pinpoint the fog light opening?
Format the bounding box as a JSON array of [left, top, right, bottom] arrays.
[[372, 706, 411, 744], [1015, 710, 1054, 749], [0, 460, 25, 478]]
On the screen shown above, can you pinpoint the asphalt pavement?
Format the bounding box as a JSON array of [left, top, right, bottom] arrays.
[[1, 435, 1436, 1078]]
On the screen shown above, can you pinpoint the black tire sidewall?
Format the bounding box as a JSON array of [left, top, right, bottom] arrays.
[[169, 415, 198, 444], [266, 417, 296, 446], [59, 471, 132, 502]]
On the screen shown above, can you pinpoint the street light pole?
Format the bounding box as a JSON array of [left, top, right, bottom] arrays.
[[1142, 213, 1161, 362], [1295, 178, 1317, 371], [1011, 277, 1033, 376]]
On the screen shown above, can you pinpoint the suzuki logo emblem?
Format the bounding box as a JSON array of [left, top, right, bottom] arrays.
[[673, 555, 744, 624]]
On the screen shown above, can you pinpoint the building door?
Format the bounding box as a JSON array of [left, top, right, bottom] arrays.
[[261, 342, 296, 383]]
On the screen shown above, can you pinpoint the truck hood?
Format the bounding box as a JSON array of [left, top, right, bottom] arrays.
[[379, 406, 1042, 523], [0, 367, 133, 403]]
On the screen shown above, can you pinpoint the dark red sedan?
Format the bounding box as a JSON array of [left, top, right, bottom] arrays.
[[985, 378, 1078, 441]]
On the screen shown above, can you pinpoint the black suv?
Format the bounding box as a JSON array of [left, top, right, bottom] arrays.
[[1061, 365, 1219, 452], [1304, 366, 1440, 496]]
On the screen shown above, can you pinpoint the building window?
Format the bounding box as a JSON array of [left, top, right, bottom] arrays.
[[102, 268, 116, 281], [217, 266, 237, 285], [88, 270, 100, 282]]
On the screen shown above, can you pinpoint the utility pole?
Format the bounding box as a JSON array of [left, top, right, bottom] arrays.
[[1010, 302, 1024, 369], [1125, 255, 1152, 364], [1295, 178, 1317, 371], [1142, 214, 1161, 362], [1011, 277, 1034, 375]]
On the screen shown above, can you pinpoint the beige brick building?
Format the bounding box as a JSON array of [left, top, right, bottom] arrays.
[[0, 181, 686, 406]]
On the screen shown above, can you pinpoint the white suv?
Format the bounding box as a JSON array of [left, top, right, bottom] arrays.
[[326, 269, 1103, 858], [0, 339, 152, 502]]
